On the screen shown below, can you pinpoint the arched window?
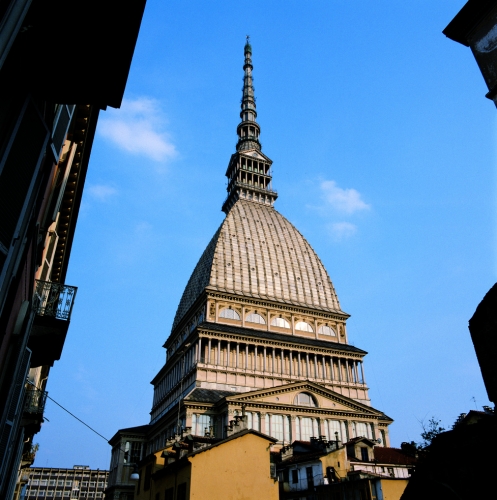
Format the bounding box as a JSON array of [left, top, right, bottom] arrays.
[[246, 313, 266, 324], [293, 392, 317, 407], [318, 325, 336, 336], [219, 308, 240, 320], [295, 321, 313, 332], [271, 317, 290, 328]]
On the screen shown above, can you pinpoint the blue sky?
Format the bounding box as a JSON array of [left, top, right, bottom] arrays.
[[34, 1, 496, 469]]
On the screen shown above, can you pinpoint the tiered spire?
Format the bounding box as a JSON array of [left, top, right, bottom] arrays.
[[237, 36, 261, 151], [222, 38, 278, 214]]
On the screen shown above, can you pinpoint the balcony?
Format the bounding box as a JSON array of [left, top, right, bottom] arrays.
[[28, 280, 77, 367], [21, 389, 47, 436], [24, 387, 47, 414]]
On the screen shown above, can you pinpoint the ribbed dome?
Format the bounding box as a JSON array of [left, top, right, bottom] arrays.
[[172, 200, 344, 331]]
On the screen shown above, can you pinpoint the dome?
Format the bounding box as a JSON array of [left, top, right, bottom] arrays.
[[172, 200, 344, 331]]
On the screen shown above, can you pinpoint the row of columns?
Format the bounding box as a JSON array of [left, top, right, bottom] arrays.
[[197, 338, 365, 385]]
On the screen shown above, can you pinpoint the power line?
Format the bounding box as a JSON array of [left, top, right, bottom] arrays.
[[28, 381, 109, 444]]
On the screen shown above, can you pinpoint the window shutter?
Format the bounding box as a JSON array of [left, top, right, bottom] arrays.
[[0, 347, 31, 486], [51, 105, 75, 162], [0, 97, 50, 297]]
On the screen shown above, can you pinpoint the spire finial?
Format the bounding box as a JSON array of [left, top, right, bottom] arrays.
[[237, 37, 258, 151], [222, 40, 278, 214]]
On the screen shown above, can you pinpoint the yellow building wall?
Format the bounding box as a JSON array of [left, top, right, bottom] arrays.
[[319, 447, 349, 480], [380, 478, 409, 500], [189, 433, 278, 500]]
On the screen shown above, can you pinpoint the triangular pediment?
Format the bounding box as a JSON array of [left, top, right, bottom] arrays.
[[239, 149, 272, 163], [225, 381, 391, 420]]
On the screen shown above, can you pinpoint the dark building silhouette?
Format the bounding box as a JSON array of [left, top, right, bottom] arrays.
[[0, 2, 147, 499]]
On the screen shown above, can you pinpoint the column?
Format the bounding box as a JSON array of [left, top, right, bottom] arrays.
[[360, 362, 366, 385], [198, 338, 202, 362], [245, 345, 249, 369], [345, 359, 350, 382], [272, 348, 276, 374], [281, 350, 284, 375], [226, 341, 230, 367], [319, 418, 327, 438], [354, 361, 360, 384], [290, 416, 297, 441], [236, 343, 239, 368], [338, 358, 342, 382], [263, 347, 267, 371], [289, 351, 293, 376], [314, 354, 318, 379], [216, 340, 220, 366], [242, 306, 246, 327], [306, 353, 310, 378], [208, 338, 212, 365], [297, 352, 301, 377], [330, 357, 334, 381], [254, 346, 258, 371], [322, 356, 326, 379], [260, 412, 267, 434]]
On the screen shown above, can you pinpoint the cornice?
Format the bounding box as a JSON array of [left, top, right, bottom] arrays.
[[196, 327, 365, 358], [206, 291, 349, 321]]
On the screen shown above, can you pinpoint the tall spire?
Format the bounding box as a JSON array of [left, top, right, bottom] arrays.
[[237, 36, 261, 152], [222, 39, 277, 214]]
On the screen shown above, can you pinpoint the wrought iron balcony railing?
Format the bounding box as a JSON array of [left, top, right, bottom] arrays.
[[33, 280, 77, 321], [24, 388, 47, 414]]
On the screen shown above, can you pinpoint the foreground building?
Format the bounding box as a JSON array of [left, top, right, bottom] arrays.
[[0, 1, 147, 499], [107, 40, 393, 500], [23, 466, 108, 500]]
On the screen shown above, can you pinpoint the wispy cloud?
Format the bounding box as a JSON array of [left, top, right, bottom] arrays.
[[320, 180, 370, 214], [328, 222, 357, 241], [87, 184, 117, 202], [98, 97, 177, 162]]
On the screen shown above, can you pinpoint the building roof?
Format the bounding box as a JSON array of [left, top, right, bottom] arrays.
[[184, 388, 239, 403], [172, 199, 344, 329], [373, 447, 417, 466], [198, 322, 366, 354]]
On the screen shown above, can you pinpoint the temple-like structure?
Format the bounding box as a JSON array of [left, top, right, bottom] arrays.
[[107, 40, 393, 500]]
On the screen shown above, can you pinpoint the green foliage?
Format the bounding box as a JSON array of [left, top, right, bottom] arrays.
[[420, 417, 445, 448]]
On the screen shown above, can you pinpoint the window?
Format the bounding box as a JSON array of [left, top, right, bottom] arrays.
[[89, 482, 96, 487], [41, 480, 48, 486], [318, 325, 336, 336], [177, 483, 187, 500], [191, 414, 211, 436], [356, 422, 368, 438], [271, 317, 290, 328], [63, 493, 70, 498], [300, 417, 313, 441], [361, 447, 369, 461], [246, 312, 265, 324], [270, 414, 284, 441], [219, 308, 240, 320], [295, 321, 313, 332], [57, 481, 64, 486], [55, 493, 62, 497], [81, 482, 88, 487], [65, 481, 72, 487], [47, 492, 54, 497], [49, 480, 56, 486], [31, 480, 39, 486], [328, 420, 343, 442], [39, 493, 45, 497], [293, 392, 317, 407], [144, 464, 152, 492], [291, 470, 299, 484], [165, 487, 174, 500]]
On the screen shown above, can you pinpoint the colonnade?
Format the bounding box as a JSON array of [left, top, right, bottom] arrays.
[[195, 337, 365, 385]]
